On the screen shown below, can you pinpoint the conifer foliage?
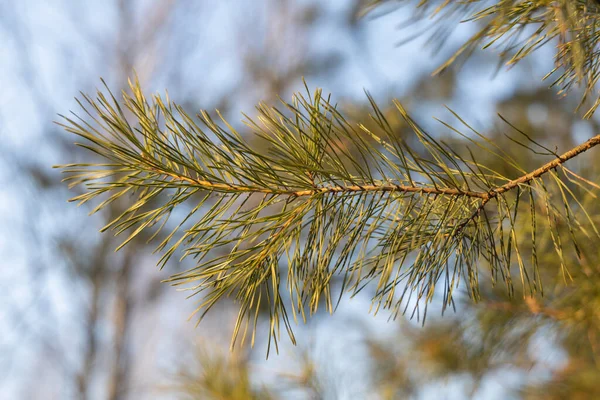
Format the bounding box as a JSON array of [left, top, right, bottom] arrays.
[[58, 1, 600, 351], [378, 0, 600, 116]]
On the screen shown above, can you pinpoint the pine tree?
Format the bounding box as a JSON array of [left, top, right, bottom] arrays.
[[57, 0, 600, 373]]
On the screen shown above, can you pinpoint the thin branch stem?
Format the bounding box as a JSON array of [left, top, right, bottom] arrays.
[[448, 134, 600, 234], [150, 135, 600, 202], [485, 300, 568, 320], [489, 134, 600, 198], [149, 165, 490, 198]]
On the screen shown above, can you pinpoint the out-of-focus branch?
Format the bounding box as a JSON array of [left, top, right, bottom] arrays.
[[77, 268, 101, 400], [485, 299, 568, 320], [107, 248, 135, 400]]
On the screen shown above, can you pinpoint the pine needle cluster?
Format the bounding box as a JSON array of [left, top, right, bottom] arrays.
[[56, 77, 600, 350], [381, 0, 600, 116]]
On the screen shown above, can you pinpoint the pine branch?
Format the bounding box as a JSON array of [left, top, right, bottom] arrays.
[[454, 133, 600, 232], [148, 115, 600, 201], [372, 0, 600, 116], [154, 167, 491, 199], [491, 134, 600, 197], [56, 79, 600, 352]]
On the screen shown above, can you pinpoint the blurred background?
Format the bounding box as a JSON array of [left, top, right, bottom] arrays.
[[2, 0, 600, 399]]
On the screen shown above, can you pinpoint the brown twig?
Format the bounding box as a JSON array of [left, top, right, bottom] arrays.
[[451, 134, 600, 234], [148, 134, 600, 202], [486, 299, 568, 320], [489, 134, 600, 197], [148, 165, 490, 198]]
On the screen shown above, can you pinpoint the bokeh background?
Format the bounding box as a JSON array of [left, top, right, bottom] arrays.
[[2, 1, 600, 399]]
